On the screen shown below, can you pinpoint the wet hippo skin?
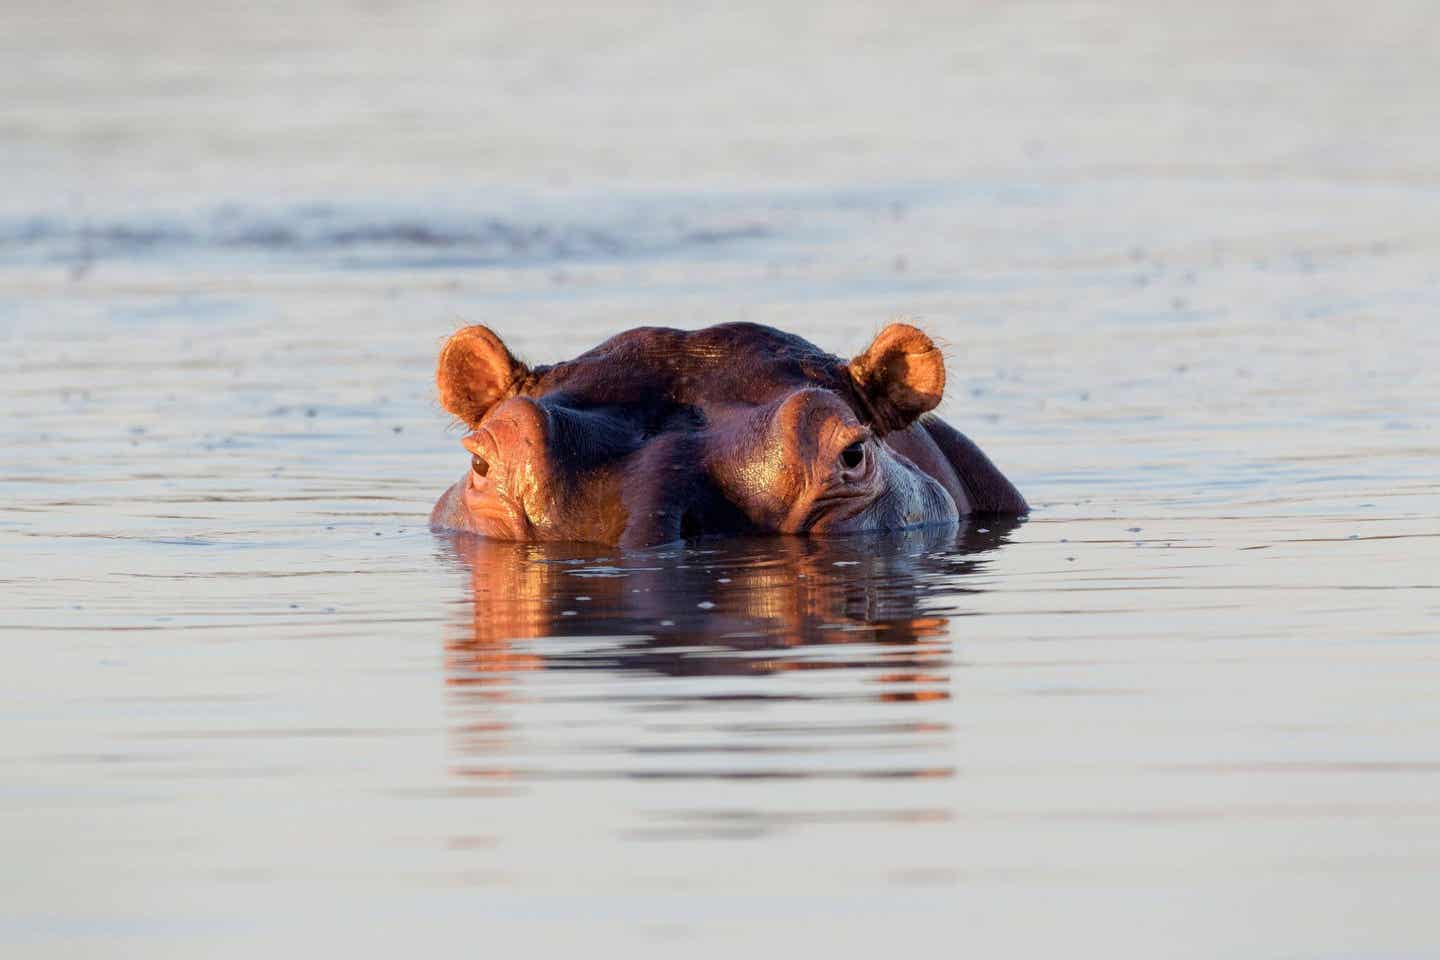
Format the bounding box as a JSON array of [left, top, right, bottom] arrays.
[[430, 321, 1027, 547]]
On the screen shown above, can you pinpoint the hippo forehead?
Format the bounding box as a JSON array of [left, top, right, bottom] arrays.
[[523, 323, 855, 414]]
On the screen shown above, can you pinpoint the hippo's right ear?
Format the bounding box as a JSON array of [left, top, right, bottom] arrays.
[[846, 322, 946, 434], [436, 325, 531, 427]]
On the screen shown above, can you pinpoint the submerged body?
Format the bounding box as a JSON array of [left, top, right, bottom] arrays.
[[431, 321, 1026, 547]]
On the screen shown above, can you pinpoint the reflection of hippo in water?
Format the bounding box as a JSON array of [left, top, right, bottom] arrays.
[[431, 322, 1026, 546], [439, 523, 1021, 782], [440, 518, 1022, 685]]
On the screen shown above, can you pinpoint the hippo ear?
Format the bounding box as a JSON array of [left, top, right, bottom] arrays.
[[847, 322, 946, 433], [436, 325, 530, 427]]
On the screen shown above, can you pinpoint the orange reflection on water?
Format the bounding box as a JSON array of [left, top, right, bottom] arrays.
[[442, 521, 1019, 678], [437, 520, 1020, 783]]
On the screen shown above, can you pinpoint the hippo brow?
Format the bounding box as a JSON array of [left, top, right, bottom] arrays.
[[538, 399, 649, 472]]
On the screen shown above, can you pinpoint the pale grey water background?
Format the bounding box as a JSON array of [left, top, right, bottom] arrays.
[[3, 2, 1440, 956]]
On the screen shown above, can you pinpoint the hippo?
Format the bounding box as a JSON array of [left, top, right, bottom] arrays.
[[430, 321, 1026, 547]]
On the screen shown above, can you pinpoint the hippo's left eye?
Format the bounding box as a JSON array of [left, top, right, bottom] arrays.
[[839, 441, 865, 470]]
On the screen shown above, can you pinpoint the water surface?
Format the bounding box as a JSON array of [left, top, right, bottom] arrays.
[[4, 2, 1440, 957]]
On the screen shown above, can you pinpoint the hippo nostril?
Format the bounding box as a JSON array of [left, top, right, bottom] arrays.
[[471, 454, 490, 477], [839, 441, 865, 471]]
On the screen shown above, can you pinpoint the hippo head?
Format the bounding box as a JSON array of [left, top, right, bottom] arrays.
[[430, 322, 1026, 547]]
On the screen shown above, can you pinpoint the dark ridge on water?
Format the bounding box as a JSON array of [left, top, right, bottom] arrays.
[[0, 204, 776, 271]]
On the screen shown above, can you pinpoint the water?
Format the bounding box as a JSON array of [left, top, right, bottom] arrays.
[[4, 2, 1440, 956]]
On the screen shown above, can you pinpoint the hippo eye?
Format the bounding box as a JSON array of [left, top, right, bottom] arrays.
[[471, 454, 489, 477], [839, 441, 865, 470]]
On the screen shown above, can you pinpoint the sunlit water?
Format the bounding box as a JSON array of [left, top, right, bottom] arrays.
[[4, 2, 1440, 957]]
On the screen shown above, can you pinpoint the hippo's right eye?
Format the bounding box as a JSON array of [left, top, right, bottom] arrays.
[[839, 441, 865, 470], [471, 454, 489, 477]]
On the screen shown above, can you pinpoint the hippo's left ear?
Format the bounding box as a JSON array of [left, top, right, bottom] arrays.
[[436, 324, 531, 427], [846, 322, 946, 433]]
